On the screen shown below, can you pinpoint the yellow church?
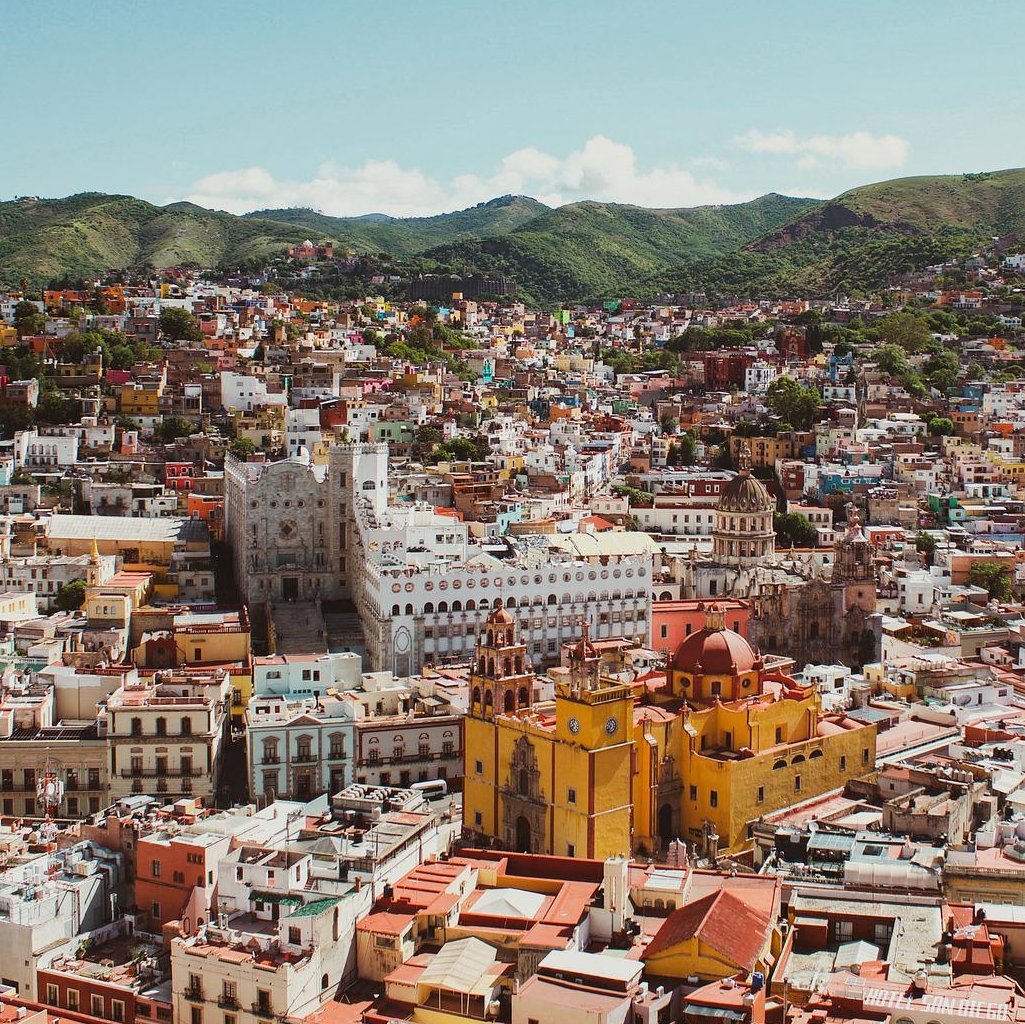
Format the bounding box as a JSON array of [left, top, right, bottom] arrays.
[[463, 604, 876, 858]]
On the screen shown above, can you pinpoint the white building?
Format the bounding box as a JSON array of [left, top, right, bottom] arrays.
[[351, 672, 463, 789], [12, 430, 79, 470], [285, 406, 323, 458], [227, 444, 652, 676], [0, 840, 126, 997], [253, 652, 363, 699], [220, 372, 288, 413], [744, 359, 780, 393], [246, 691, 357, 801]]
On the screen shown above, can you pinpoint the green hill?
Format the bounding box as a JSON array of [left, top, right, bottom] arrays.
[[4, 169, 1024, 299], [422, 194, 821, 302], [248, 195, 549, 255], [642, 168, 1025, 298], [0, 193, 305, 287]]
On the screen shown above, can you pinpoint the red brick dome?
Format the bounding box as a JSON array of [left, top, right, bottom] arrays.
[[671, 626, 757, 676]]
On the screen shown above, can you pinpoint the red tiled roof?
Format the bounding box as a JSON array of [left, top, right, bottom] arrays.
[[643, 888, 771, 970], [356, 911, 415, 936]]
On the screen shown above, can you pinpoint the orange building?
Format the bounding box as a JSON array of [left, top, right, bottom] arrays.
[[652, 598, 750, 657], [187, 493, 224, 541], [135, 829, 229, 929]]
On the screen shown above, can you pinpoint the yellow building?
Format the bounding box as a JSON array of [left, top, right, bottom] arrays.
[[650, 604, 876, 853], [463, 610, 634, 859], [728, 432, 811, 470], [45, 513, 210, 574], [463, 604, 877, 858], [117, 382, 164, 417]]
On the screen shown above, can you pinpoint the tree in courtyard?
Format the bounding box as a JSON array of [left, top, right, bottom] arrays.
[[968, 560, 1013, 601], [55, 578, 87, 612], [773, 512, 819, 548], [228, 437, 258, 460]]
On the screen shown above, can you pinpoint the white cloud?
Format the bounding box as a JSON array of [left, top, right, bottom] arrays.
[[734, 129, 909, 170], [691, 155, 730, 171], [182, 135, 753, 217]]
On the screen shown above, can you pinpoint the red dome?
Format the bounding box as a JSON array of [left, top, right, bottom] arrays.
[[487, 607, 515, 625], [671, 626, 757, 676]]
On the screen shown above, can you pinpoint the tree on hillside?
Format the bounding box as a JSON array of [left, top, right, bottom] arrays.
[[0, 402, 35, 438], [37, 392, 82, 425], [928, 416, 956, 437], [158, 307, 202, 342], [408, 305, 437, 325], [412, 425, 443, 461], [766, 376, 820, 431], [13, 300, 45, 338], [878, 310, 932, 353], [915, 532, 936, 567], [924, 349, 960, 391], [666, 432, 696, 467], [425, 434, 490, 464], [156, 416, 192, 442], [872, 343, 910, 376], [968, 561, 1012, 601]]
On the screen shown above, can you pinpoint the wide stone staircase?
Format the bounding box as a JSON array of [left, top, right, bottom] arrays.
[[270, 601, 328, 655], [323, 606, 367, 663]]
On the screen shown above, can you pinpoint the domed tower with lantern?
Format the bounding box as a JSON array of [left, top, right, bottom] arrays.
[[468, 607, 534, 720], [646, 599, 879, 854], [711, 443, 776, 568], [668, 602, 765, 706]]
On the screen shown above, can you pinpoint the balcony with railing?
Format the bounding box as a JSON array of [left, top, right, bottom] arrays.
[[360, 750, 457, 766]]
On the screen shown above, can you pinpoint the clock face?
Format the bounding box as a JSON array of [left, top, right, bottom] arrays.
[[605, 716, 618, 736], [568, 717, 580, 735]]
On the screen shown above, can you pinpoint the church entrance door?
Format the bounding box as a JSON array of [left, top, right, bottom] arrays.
[[658, 803, 674, 845], [515, 815, 532, 853]]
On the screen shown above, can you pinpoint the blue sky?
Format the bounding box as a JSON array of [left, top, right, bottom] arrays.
[[2, 0, 1023, 215]]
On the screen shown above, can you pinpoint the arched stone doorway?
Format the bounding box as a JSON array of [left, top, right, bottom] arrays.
[[515, 815, 532, 853]]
